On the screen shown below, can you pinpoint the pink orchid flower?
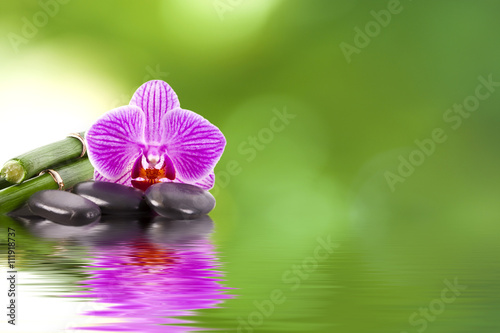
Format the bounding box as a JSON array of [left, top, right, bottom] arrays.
[[86, 80, 226, 191]]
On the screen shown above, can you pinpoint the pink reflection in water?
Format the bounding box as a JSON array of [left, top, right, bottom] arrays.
[[67, 224, 233, 332]]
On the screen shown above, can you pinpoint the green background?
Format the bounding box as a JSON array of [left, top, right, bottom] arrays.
[[1, 0, 499, 332]]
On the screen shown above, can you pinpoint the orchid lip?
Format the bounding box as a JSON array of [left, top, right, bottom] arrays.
[[131, 154, 176, 191]]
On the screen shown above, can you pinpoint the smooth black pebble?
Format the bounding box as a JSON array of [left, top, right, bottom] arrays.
[[72, 181, 150, 215], [28, 190, 101, 226], [145, 182, 215, 220]]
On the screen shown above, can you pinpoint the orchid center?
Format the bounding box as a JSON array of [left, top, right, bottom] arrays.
[[131, 154, 176, 191]]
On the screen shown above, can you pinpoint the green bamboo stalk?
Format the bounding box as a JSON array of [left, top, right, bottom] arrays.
[[0, 158, 94, 214], [0, 132, 86, 184], [0, 178, 10, 190]]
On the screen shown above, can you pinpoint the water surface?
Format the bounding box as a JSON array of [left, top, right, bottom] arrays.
[[1, 213, 499, 332]]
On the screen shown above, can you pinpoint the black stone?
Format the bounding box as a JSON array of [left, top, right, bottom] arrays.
[[28, 190, 101, 226], [8, 203, 41, 218], [72, 181, 150, 215], [145, 183, 216, 220]]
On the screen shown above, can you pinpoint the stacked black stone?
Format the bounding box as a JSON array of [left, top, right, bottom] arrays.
[[22, 181, 216, 226]]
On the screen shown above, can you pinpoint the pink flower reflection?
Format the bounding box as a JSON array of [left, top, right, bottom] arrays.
[[67, 227, 233, 332]]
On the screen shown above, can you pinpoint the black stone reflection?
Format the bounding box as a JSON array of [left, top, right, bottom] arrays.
[[146, 215, 214, 246], [3, 213, 233, 332]]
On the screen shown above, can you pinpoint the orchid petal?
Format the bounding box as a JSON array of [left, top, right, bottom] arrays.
[[130, 80, 180, 142], [86, 106, 145, 180], [175, 171, 215, 190], [94, 170, 132, 187], [159, 171, 215, 191], [161, 109, 226, 182], [189, 171, 215, 190]]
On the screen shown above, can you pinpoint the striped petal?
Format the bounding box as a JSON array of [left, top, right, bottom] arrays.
[[177, 171, 215, 190], [130, 80, 180, 143], [192, 171, 215, 190], [160, 109, 226, 182], [86, 106, 145, 180], [94, 170, 132, 187]]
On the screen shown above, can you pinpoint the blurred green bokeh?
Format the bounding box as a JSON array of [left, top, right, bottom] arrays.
[[1, 1, 499, 332]]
